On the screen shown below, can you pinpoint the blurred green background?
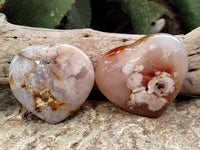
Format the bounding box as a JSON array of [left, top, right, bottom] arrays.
[[0, 0, 199, 34]]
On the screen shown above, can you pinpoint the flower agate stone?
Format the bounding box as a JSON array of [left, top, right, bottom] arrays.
[[95, 33, 188, 117], [9, 44, 94, 123]]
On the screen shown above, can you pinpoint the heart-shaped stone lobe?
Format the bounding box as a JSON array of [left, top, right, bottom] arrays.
[[9, 44, 94, 123], [95, 33, 188, 117]]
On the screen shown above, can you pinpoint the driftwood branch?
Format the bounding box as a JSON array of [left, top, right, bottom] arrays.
[[0, 13, 200, 95]]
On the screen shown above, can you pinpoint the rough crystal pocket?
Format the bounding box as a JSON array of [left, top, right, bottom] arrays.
[[9, 44, 94, 123], [95, 33, 188, 117]]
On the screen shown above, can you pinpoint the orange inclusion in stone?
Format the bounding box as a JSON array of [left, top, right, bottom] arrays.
[[105, 45, 128, 57], [105, 35, 151, 58], [141, 57, 174, 87]]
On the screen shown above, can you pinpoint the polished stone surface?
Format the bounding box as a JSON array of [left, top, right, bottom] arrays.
[[9, 44, 94, 123], [0, 84, 200, 150], [95, 34, 188, 118]]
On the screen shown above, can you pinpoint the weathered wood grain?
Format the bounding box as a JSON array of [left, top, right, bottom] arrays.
[[0, 13, 200, 95]]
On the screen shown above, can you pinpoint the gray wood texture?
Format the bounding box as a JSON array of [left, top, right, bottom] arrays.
[[0, 13, 200, 95]]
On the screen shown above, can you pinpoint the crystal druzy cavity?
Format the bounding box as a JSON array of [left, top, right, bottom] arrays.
[[9, 44, 94, 123], [95, 33, 188, 117]]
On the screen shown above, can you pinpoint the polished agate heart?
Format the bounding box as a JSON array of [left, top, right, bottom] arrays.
[[9, 44, 94, 123], [95, 33, 188, 117]]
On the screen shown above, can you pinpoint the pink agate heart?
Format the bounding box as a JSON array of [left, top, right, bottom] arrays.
[[95, 33, 188, 117], [9, 44, 94, 123]]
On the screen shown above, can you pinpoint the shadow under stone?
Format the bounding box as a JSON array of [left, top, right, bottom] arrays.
[[0, 84, 21, 117]]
